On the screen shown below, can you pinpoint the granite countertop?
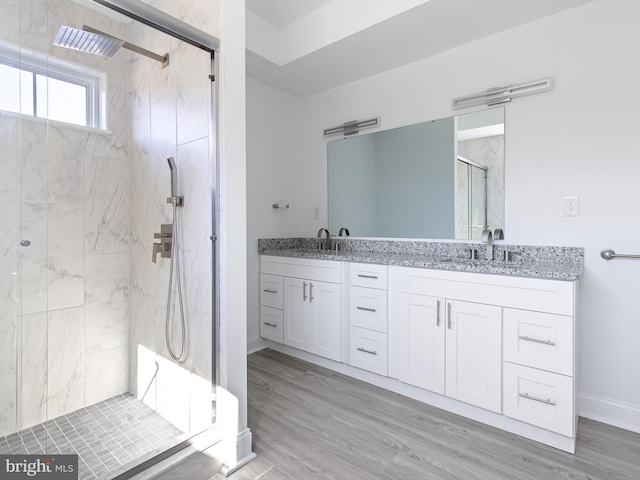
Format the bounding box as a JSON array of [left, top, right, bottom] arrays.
[[258, 239, 584, 281]]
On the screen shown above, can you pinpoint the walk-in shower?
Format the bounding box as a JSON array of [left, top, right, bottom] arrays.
[[0, 0, 219, 478]]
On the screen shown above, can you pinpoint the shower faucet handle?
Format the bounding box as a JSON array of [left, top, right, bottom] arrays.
[[152, 243, 163, 263]]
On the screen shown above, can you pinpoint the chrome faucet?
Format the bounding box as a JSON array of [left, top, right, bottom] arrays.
[[317, 228, 331, 250], [481, 228, 493, 260], [338, 227, 350, 237]]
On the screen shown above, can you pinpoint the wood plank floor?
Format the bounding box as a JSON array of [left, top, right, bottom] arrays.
[[235, 348, 640, 480]]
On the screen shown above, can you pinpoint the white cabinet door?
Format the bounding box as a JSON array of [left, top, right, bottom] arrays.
[[308, 280, 342, 361], [445, 300, 502, 413], [283, 277, 342, 361], [283, 277, 308, 350], [398, 293, 445, 394]]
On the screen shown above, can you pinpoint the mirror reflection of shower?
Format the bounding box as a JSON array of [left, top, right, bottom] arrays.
[[152, 157, 187, 363], [457, 156, 488, 240]]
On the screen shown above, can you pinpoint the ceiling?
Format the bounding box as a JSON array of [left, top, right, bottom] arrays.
[[245, 0, 596, 97], [245, 0, 331, 29]]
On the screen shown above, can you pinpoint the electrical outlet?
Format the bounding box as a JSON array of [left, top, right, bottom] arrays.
[[313, 207, 320, 220], [562, 196, 580, 216]]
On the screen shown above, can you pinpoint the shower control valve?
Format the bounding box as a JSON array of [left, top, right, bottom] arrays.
[[152, 224, 174, 263]]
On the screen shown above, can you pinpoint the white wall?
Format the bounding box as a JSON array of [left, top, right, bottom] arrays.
[[246, 0, 640, 431], [246, 77, 310, 349]]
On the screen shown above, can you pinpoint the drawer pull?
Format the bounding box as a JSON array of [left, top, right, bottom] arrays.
[[263, 289, 278, 294], [356, 306, 377, 312], [356, 347, 378, 356], [357, 274, 379, 279], [518, 335, 556, 346], [263, 322, 277, 328], [303, 282, 308, 301], [519, 392, 556, 406], [436, 300, 441, 326], [310, 282, 314, 303], [447, 302, 452, 329]]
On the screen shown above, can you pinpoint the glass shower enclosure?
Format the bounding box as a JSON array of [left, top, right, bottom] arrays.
[[0, 0, 219, 478]]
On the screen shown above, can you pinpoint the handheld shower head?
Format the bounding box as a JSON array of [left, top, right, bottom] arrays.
[[166, 157, 184, 206], [167, 157, 178, 198]]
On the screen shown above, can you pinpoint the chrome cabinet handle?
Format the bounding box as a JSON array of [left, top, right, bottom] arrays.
[[357, 274, 379, 279], [309, 283, 314, 303], [518, 335, 556, 346], [356, 347, 377, 356], [263, 322, 277, 328], [263, 289, 277, 294], [519, 392, 556, 406], [303, 282, 308, 301], [356, 306, 376, 312], [447, 302, 452, 329], [436, 300, 441, 326]]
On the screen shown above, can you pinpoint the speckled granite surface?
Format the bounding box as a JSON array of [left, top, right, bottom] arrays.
[[258, 238, 583, 281]]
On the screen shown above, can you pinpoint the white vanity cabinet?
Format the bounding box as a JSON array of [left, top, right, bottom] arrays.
[[397, 292, 502, 413], [260, 256, 342, 362], [259, 253, 579, 452], [391, 265, 578, 451]]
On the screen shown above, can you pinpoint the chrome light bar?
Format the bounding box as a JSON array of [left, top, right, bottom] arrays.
[[324, 118, 379, 137], [453, 78, 553, 110]]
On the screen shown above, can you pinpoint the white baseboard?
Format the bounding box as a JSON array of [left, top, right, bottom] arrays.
[[247, 335, 267, 354], [579, 392, 640, 434], [214, 428, 256, 477]]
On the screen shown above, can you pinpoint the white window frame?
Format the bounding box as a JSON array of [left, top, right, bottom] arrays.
[[0, 39, 107, 129]]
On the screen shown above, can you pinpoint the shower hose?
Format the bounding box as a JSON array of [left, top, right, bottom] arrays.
[[166, 200, 187, 363]]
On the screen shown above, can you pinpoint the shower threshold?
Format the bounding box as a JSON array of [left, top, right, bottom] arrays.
[[0, 393, 184, 480]]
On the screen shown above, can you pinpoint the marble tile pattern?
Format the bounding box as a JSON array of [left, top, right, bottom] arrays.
[[257, 238, 584, 280], [0, 0, 215, 444], [128, 2, 214, 435], [0, 0, 132, 436]]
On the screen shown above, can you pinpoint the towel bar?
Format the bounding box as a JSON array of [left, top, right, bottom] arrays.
[[600, 249, 640, 260]]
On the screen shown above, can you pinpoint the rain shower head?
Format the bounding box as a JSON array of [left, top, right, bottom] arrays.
[[53, 25, 169, 67], [54, 25, 124, 57]]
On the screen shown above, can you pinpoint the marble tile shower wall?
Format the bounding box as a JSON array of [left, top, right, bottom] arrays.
[[0, 1, 130, 436], [127, 2, 214, 433]]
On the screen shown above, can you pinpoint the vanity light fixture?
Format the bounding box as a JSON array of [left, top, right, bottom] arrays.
[[323, 117, 379, 137], [452, 78, 553, 110]]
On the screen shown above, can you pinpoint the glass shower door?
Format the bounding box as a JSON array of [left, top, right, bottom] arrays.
[[0, 0, 217, 478]]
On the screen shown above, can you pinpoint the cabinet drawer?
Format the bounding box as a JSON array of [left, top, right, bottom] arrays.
[[350, 327, 388, 376], [504, 309, 573, 376], [394, 266, 575, 315], [350, 263, 388, 289], [503, 363, 574, 436], [260, 306, 284, 343], [260, 274, 283, 309], [261, 255, 341, 283], [350, 286, 387, 333]]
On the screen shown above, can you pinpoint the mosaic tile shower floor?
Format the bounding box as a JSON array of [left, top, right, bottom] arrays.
[[0, 393, 182, 480]]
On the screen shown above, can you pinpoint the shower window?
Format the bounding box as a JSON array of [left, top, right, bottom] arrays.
[[0, 41, 105, 128]]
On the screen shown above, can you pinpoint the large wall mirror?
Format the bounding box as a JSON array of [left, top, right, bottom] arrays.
[[327, 107, 504, 240]]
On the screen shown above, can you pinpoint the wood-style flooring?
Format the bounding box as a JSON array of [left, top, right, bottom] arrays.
[[236, 348, 640, 480]]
